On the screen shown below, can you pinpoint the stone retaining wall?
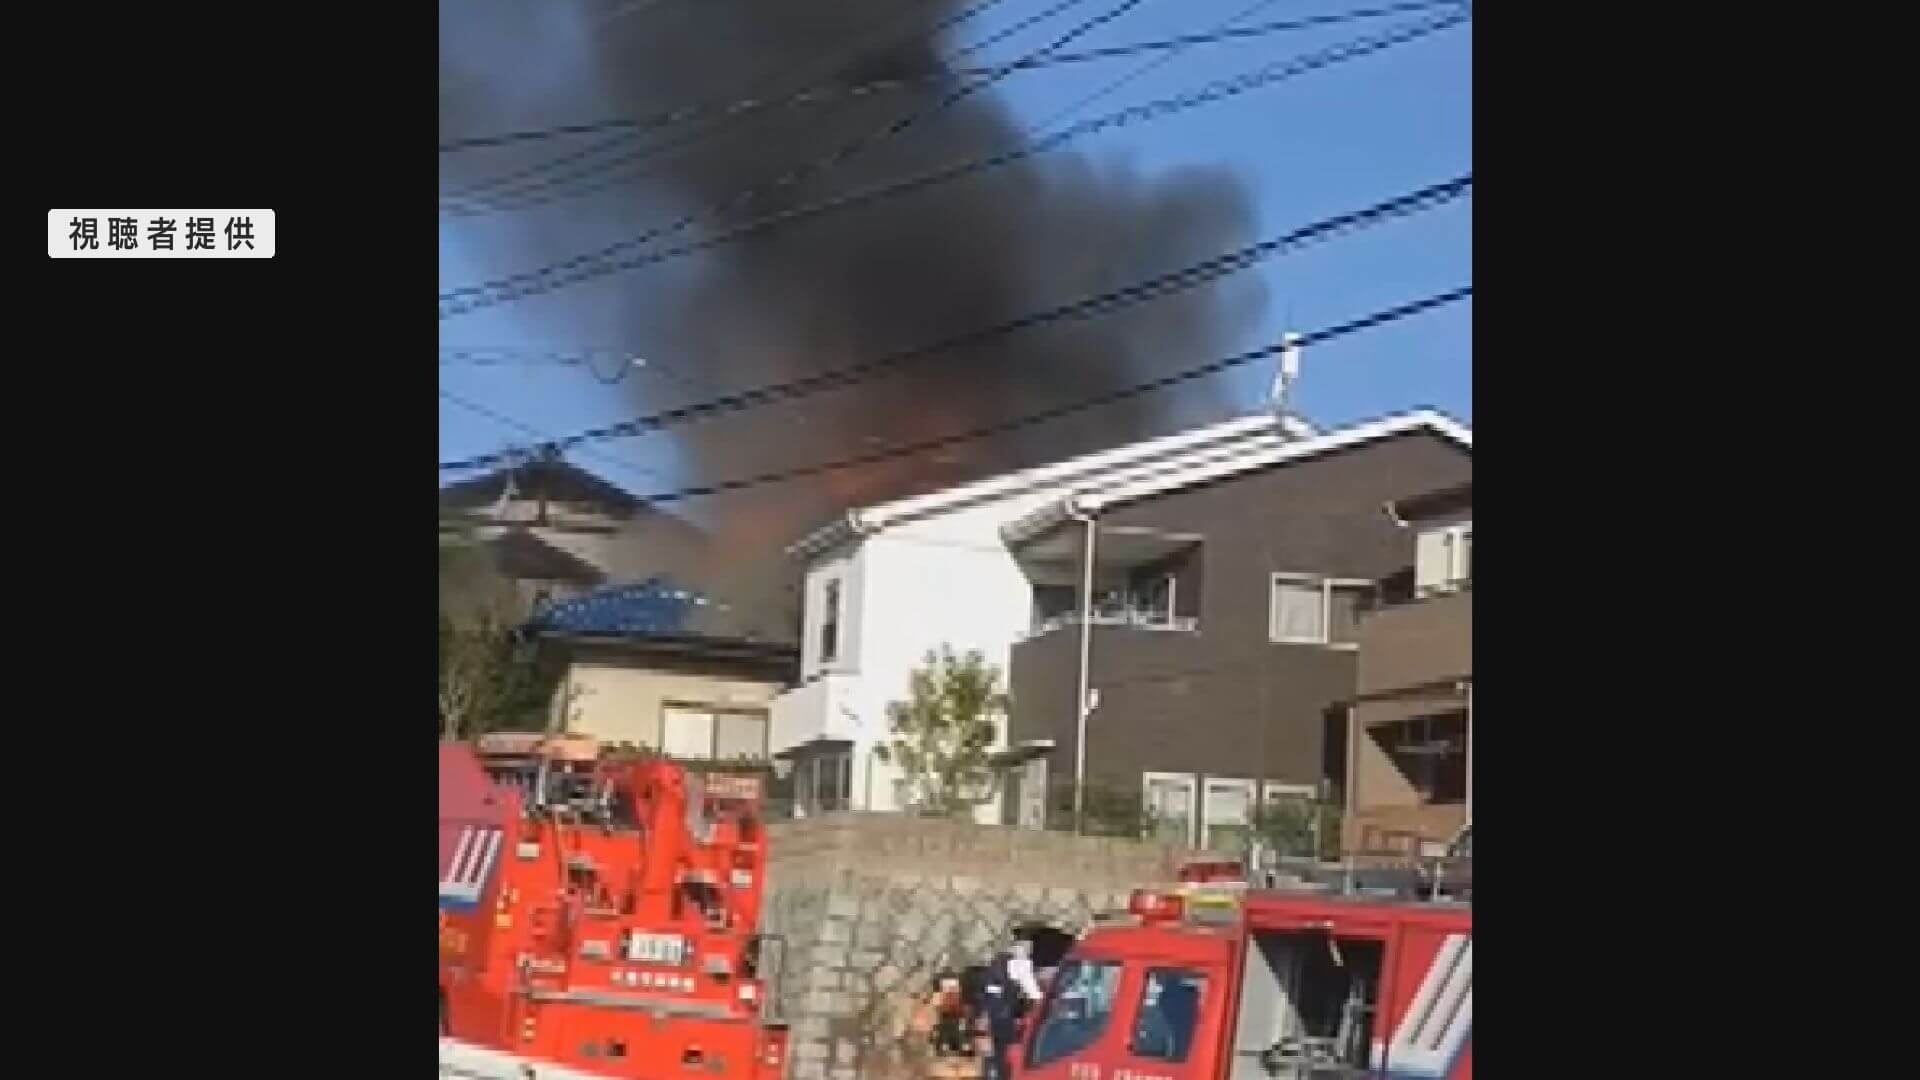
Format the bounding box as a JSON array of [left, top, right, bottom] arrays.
[[763, 815, 1193, 1080]]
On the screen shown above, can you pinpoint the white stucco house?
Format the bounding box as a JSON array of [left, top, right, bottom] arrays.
[[768, 409, 1320, 820]]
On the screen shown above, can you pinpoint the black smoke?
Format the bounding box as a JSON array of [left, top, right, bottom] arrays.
[[440, 0, 1267, 637]]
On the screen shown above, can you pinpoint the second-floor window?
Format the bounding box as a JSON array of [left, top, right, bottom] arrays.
[[819, 578, 842, 665], [1269, 573, 1368, 645], [1417, 522, 1472, 595]]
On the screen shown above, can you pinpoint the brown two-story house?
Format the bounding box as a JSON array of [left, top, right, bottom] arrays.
[[1000, 411, 1471, 851], [1342, 482, 1472, 856]]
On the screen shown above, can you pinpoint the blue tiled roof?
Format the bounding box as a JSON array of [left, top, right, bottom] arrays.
[[526, 578, 710, 637]]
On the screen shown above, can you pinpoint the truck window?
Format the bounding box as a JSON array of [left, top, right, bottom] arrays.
[[1027, 959, 1123, 1068], [1129, 968, 1206, 1063]]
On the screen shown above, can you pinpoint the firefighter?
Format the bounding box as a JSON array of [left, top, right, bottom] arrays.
[[980, 935, 1045, 1080], [928, 971, 968, 1057]]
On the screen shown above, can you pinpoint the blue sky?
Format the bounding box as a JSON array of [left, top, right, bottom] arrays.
[[439, 0, 1471, 497]]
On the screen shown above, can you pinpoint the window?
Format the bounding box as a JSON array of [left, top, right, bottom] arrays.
[[662, 708, 716, 759], [1376, 711, 1467, 806], [801, 750, 852, 814], [1269, 575, 1369, 644], [1138, 574, 1176, 625], [1201, 777, 1255, 853], [1026, 959, 1123, 1068], [1257, 782, 1318, 857], [1129, 969, 1207, 1062], [1142, 773, 1196, 845], [819, 578, 842, 665], [1017, 757, 1049, 830], [1416, 523, 1472, 595], [713, 711, 769, 760]]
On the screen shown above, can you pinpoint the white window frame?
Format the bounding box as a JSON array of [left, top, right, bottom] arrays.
[[1268, 574, 1371, 646], [1141, 771, 1197, 846], [818, 576, 843, 666], [1260, 781, 1316, 808], [1422, 522, 1473, 595], [661, 706, 717, 760], [1200, 776, 1257, 853]]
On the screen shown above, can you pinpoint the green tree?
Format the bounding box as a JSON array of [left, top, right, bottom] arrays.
[[437, 516, 563, 740], [874, 646, 1008, 818], [1249, 796, 1344, 860]]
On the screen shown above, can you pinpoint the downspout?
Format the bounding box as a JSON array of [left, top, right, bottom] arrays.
[[1464, 679, 1473, 825], [1068, 498, 1097, 835]]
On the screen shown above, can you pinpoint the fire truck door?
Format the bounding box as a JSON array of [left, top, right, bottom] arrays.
[[1112, 965, 1216, 1080], [1015, 956, 1128, 1080]]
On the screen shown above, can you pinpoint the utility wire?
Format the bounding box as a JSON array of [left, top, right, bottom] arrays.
[[1024, 0, 1287, 138], [450, 0, 1147, 238], [445, 1, 1451, 220], [441, 0, 1025, 210], [438, 1, 1452, 156], [628, 285, 1473, 504], [441, 1, 1448, 219], [439, 389, 666, 481], [439, 7, 1469, 318], [439, 345, 735, 393], [439, 172, 1471, 471], [440, 0, 978, 206], [439, 0, 1113, 216], [440, 0, 1091, 214]]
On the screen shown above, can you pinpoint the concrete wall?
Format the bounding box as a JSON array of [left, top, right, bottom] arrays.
[[762, 815, 1193, 1080]]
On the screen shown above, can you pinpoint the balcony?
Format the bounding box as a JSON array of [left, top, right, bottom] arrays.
[[1014, 524, 1204, 643], [768, 671, 863, 756], [1355, 587, 1471, 696], [1024, 600, 1198, 641]]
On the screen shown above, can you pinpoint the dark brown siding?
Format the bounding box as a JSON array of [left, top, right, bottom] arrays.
[[1357, 589, 1473, 695], [1009, 430, 1470, 814]]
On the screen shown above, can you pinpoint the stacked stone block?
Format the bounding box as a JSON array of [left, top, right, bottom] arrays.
[[762, 816, 1193, 1080]]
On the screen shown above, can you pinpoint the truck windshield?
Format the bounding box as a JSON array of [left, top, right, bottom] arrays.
[[1027, 959, 1123, 1068], [1129, 968, 1206, 1063]]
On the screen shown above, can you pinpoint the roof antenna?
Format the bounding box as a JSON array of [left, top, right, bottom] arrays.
[[492, 446, 526, 521], [1269, 330, 1303, 424]]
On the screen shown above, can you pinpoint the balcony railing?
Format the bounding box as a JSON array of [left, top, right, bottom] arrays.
[[1024, 605, 1198, 641]]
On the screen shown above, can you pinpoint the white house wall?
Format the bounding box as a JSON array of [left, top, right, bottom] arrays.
[[773, 490, 1058, 820]]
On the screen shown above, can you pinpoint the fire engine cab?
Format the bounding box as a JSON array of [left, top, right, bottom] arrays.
[[1010, 860, 1470, 1080]]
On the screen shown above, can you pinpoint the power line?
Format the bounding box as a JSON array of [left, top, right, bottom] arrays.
[[440, 2, 1452, 219], [476, 0, 1149, 234], [439, 0, 1113, 216], [440, 0, 1151, 304], [436, 2, 1453, 158], [439, 389, 666, 481], [444, 1, 1457, 223], [439, 172, 1471, 471], [439, 6, 1470, 318], [629, 284, 1472, 504], [440, 0, 980, 206], [441, 0, 1028, 211], [439, 0, 1095, 215]]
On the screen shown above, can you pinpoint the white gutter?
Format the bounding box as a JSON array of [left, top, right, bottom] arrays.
[[1001, 428, 1288, 545], [1073, 410, 1470, 518]]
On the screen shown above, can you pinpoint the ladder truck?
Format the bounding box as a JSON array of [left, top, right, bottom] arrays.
[[439, 734, 789, 1080]]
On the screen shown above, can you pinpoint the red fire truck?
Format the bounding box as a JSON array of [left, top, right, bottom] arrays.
[[1009, 859, 1470, 1080], [439, 734, 789, 1080]]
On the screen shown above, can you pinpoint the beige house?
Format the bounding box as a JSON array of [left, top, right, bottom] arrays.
[[545, 632, 796, 762]]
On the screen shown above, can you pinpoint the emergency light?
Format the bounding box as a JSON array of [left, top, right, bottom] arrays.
[[1128, 890, 1184, 922]]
